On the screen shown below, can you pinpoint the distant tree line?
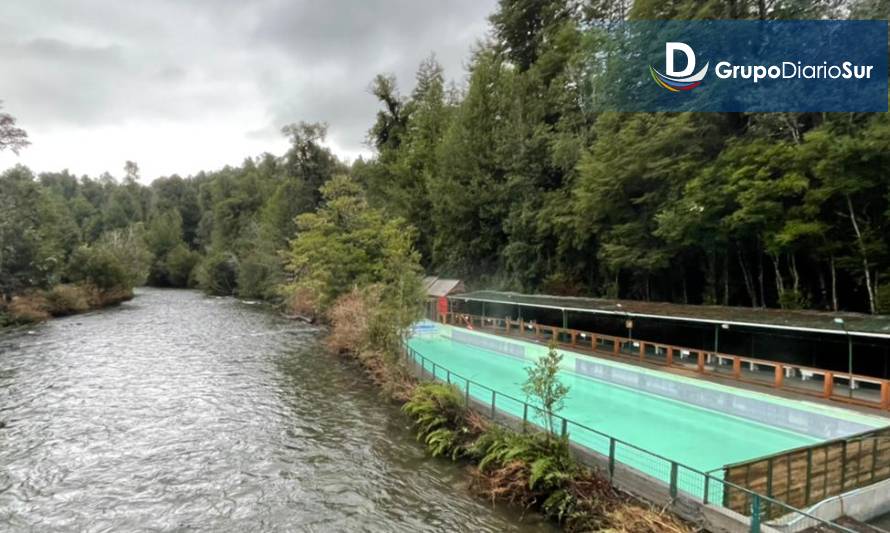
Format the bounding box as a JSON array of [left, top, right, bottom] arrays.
[[2, 0, 890, 316], [0, 121, 344, 307]]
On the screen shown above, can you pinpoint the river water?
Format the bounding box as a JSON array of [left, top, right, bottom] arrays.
[[0, 289, 550, 532]]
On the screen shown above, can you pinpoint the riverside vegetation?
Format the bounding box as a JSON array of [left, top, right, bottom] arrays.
[[1, 0, 887, 529], [289, 184, 690, 530], [3, 0, 890, 320]]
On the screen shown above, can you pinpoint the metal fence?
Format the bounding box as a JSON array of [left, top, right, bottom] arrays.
[[402, 342, 858, 533]]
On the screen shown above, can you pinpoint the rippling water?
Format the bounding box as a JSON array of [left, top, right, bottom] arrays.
[[0, 288, 551, 532]]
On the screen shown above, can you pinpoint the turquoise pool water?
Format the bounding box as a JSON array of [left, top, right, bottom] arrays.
[[405, 325, 881, 500]]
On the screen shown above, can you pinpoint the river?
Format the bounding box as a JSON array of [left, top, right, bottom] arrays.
[[0, 288, 551, 532]]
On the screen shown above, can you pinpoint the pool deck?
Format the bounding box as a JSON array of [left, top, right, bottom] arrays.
[[461, 322, 890, 420]]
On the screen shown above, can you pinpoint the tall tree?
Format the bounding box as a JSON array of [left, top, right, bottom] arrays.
[[0, 103, 29, 154]]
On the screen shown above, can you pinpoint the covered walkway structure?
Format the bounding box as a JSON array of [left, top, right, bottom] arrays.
[[445, 290, 890, 411]]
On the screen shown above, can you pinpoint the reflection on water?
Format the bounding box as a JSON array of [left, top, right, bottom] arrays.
[[0, 288, 551, 532]]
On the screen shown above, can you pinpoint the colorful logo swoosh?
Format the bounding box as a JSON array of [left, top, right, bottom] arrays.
[[650, 63, 709, 92]]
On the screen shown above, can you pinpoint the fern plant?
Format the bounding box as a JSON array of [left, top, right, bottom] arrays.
[[402, 383, 471, 459]]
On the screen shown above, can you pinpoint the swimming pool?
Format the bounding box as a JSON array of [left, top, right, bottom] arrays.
[[406, 322, 889, 500]]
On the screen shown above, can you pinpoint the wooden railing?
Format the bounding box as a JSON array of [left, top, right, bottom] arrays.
[[442, 312, 890, 412]]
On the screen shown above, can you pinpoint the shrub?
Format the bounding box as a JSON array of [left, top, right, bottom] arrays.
[[402, 382, 475, 460], [6, 293, 51, 323], [44, 284, 91, 316], [778, 289, 809, 310], [877, 283, 890, 315], [326, 288, 372, 354], [236, 251, 281, 300], [523, 340, 570, 438], [92, 287, 134, 307], [196, 252, 238, 296], [284, 285, 321, 321], [164, 244, 201, 288], [66, 233, 149, 291]]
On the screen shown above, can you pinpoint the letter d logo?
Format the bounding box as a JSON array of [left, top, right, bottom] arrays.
[[666, 42, 696, 77], [650, 42, 709, 92]]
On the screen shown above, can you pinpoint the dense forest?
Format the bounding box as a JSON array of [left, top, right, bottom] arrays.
[[2, 0, 890, 326]]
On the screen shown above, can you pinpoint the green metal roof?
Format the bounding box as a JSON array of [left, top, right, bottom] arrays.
[[450, 290, 890, 340]]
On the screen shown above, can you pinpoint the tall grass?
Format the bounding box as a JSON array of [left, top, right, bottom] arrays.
[[1, 283, 134, 326]]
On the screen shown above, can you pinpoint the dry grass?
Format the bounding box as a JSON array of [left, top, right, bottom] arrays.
[[470, 460, 537, 507], [45, 284, 92, 316], [2, 284, 134, 325], [326, 288, 370, 354], [6, 293, 51, 323], [285, 286, 319, 322], [602, 503, 696, 533], [325, 289, 418, 401], [470, 462, 695, 533], [92, 287, 133, 307]]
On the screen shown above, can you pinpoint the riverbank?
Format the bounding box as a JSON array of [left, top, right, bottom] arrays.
[[0, 284, 134, 327], [323, 292, 693, 532]]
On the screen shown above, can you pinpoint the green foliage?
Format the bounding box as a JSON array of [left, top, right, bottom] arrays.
[[66, 228, 150, 290], [44, 284, 92, 316], [196, 251, 238, 296], [402, 383, 471, 459], [0, 102, 30, 154], [357, 0, 890, 314], [522, 340, 570, 437], [778, 289, 810, 311], [469, 427, 577, 491], [4, 0, 890, 318], [284, 175, 425, 336], [164, 244, 201, 288], [877, 284, 890, 315], [144, 210, 192, 286]]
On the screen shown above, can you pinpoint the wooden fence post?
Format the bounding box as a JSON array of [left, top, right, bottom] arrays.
[[881, 382, 890, 410], [666, 347, 674, 366], [697, 352, 705, 373], [639, 342, 646, 362], [824, 372, 834, 398], [774, 365, 784, 388], [733, 357, 742, 379]]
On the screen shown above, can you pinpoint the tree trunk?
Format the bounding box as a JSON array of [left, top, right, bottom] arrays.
[[771, 253, 785, 298], [789, 253, 800, 293], [830, 254, 839, 312], [705, 250, 717, 305], [846, 194, 876, 314], [737, 247, 758, 307], [757, 239, 766, 308], [682, 276, 688, 304], [817, 267, 828, 310], [722, 254, 730, 306]]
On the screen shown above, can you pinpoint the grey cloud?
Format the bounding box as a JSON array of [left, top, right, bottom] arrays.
[[0, 0, 496, 162]]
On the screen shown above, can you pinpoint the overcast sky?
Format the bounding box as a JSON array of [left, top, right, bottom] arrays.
[[0, 1, 496, 182]]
